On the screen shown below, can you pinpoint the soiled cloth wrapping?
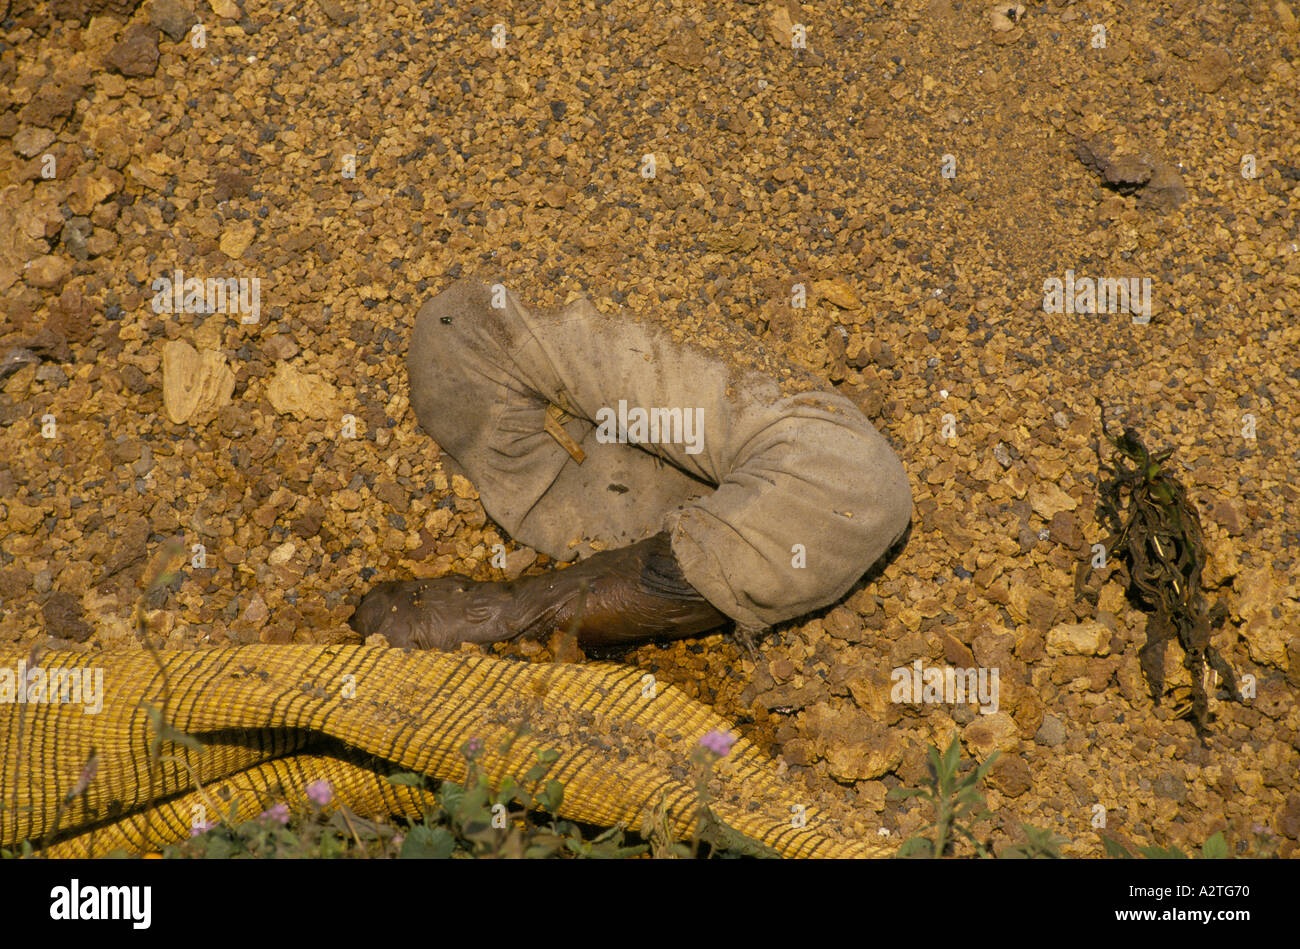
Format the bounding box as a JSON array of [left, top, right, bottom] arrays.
[[407, 278, 912, 632]]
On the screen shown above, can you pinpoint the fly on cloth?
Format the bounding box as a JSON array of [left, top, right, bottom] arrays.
[[407, 279, 912, 636]]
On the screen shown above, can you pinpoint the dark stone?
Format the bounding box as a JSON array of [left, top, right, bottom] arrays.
[[989, 754, 1033, 797], [942, 633, 976, 667], [291, 502, 326, 537], [1035, 714, 1068, 747], [49, 0, 143, 20], [0, 566, 34, 601], [1049, 510, 1081, 549], [317, 0, 356, 24], [18, 79, 86, 129], [62, 217, 93, 260], [106, 22, 159, 78], [150, 0, 197, 41], [99, 516, 150, 580], [1152, 772, 1187, 803], [42, 591, 94, 643], [1278, 793, 1300, 840]]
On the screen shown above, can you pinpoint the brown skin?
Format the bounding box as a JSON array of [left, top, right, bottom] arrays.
[[350, 532, 727, 651]]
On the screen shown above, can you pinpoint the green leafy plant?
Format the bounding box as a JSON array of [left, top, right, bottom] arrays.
[[1000, 823, 1069, 859], [388, 738, 648, 859], [888, 736, 998, 858], [164, 778, 396, 859], [686, 730, 779, 860], [1102, 829, 1231, 860], [883, 738, 1268, 860]]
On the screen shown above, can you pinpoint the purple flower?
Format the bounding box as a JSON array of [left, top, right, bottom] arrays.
[[305, 779, 333, 807], [465, 737, 484, 758], [259, 802, 290, 825], [699, 730, 736, 756], [190, 820, 217, 837]]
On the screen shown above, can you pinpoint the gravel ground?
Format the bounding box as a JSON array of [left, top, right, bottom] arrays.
[[2, 0, 1297, 856]]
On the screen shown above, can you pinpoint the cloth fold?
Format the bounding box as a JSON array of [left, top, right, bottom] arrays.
[[406, 278, 912, 630]]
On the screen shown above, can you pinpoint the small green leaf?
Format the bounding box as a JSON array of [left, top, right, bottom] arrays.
[[1101, 836, 1133, 861], [1100, 838, 1133, 861], [536, 779, 564, 813], [157, 723, 204, 751], [942, 737, 961, 776], [141, 705, 205, 752], [1000, 824, 1065, 859], [886, 787, 928, 801], [522, 764, 548, 783], [972, 751, 1000, 781], [1200, 832, 1229, 860], [695, 809, 780, 859], [439, 780, 464, 813], [386, 772, 426, 787], [896, 836, 934, 859], [400, 825, 454, 859], [1136, 844, 1187, 859]]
